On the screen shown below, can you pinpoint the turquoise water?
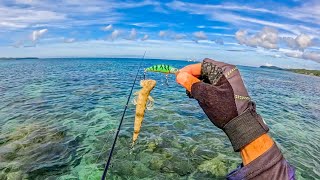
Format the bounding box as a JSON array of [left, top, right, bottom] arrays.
[[0, 58, 319, 180]]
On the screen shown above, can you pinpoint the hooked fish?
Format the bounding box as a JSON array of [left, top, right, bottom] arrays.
[[132, 79, 156, 146]]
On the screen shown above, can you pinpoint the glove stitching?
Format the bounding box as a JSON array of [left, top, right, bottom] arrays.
[[225, 67, 237, 78], [234, 94, 251, 100]]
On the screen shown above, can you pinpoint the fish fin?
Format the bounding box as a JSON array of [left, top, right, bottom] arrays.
[[146, 96, 154, 110], [132, 92, 139, 105], [148, 95, 154, 102]]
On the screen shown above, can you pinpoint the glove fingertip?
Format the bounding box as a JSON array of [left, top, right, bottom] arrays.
[[191, 81, 205, 100]]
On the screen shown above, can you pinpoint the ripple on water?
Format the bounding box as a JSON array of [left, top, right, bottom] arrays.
[[0, 59, 319, 179]]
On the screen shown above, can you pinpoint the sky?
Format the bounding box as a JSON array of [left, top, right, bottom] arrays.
[[1, 0, 320, 69]]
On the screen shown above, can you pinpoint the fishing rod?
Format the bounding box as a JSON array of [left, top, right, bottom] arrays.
[[101, 51, 146, 180]]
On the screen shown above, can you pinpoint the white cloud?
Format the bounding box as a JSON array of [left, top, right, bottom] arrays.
[[281, 49, 320, 62], [31, 29, 48, 41], [278, 1, 320, 29], [209, 33, 234, 37], [159, 30, 166, 37], [15, 0, 37, 4], [127, 28, 137, 40], [102, 24, 113, 31], [141, 34, 149, 41], [158, 31, 188, 40], [197, 25, 206, 29], [0, 5, 66, 30], [12, 40, 24, 48], [115, 0, 161, 9], [193, 31, 207, 40], [210, 26, 232, 30], [281, 34, 313, 51], [295, 34, 312, 50], [302, 51, 320, 63], [0, 0, 162, 31], [282, 37, 296, 49], [64, 38, 75, 43], [215, 13, 301, 35], [167, 1, 274, 14], [174, 33, 186, 40], [265, 63, 273, 67], [166, 1, 320, 36], [131, 22, 158, 27], [235, 30, 247, 45], [284, 51, 303, 58], [110, 30, 120, 41], [235, 27, 278, 49], [236, 27, 320, 62], [0, 22, 27, 28], [212, 38, 224, 45]]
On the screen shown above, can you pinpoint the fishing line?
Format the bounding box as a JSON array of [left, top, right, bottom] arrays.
[[94, 128, 116, 165], [101, 51, 146, 180]]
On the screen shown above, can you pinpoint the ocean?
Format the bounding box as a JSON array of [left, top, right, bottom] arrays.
[[0, 58, 319, 179]]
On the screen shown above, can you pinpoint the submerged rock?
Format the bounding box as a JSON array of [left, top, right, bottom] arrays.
[[173, 121, 187, 130], [160, 160, 175, 173], [136, 152, 153, 165], [0, 123, 79, 179], [112, 160, 134, 176], [197, 154, 228, 178], [149, 155, 164, 171], [6, 171, 24, 180], [157, 149, 195, 176], [172, 159, 194, 176], [146, 141, 157, 152], [133, 163, 152, 178], [192, 146, 217, 161]]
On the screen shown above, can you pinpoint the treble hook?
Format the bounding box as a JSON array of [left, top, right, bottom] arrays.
[[165, 74, 169, 86], [143, 69, 146, 80]]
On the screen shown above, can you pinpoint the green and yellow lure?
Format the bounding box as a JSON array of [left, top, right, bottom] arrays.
[[144, 64, 179, 74], [143, 64, 179, 85]]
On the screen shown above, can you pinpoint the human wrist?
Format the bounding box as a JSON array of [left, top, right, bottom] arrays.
[[240, 133, 274, 165], [222, 103, 269, 151]]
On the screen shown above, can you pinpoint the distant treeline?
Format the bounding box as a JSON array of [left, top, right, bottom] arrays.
[[0, 57, 39, 60], [287, 69, 320, 77], [260, 65, 320, 77]]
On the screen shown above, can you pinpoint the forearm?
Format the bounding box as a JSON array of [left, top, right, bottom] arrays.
[[223, 105, 295, 179], [228, 120, 295, 179], [240, 133, 274, 165], [228, 140, 295, 180]]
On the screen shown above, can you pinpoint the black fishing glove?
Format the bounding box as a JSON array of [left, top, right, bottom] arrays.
[[179, 58, 269, 151]]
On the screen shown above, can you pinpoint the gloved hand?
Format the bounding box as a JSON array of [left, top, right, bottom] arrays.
[[177, 58, 250, 126], [176, 58, 269, 152]]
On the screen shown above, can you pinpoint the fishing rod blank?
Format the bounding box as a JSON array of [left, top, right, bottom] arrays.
[[101, 52, 146, 180]]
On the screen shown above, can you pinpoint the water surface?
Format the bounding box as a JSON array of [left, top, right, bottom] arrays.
[[0, 58, 319, 179]]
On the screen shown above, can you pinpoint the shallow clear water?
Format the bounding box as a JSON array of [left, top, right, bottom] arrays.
[[0, 58, 319, 180]]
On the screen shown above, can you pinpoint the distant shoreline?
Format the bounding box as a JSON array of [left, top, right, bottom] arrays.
[[260, 65, 320, 77], [1, 58, 319, 77], [0, 57, 39, 60]]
